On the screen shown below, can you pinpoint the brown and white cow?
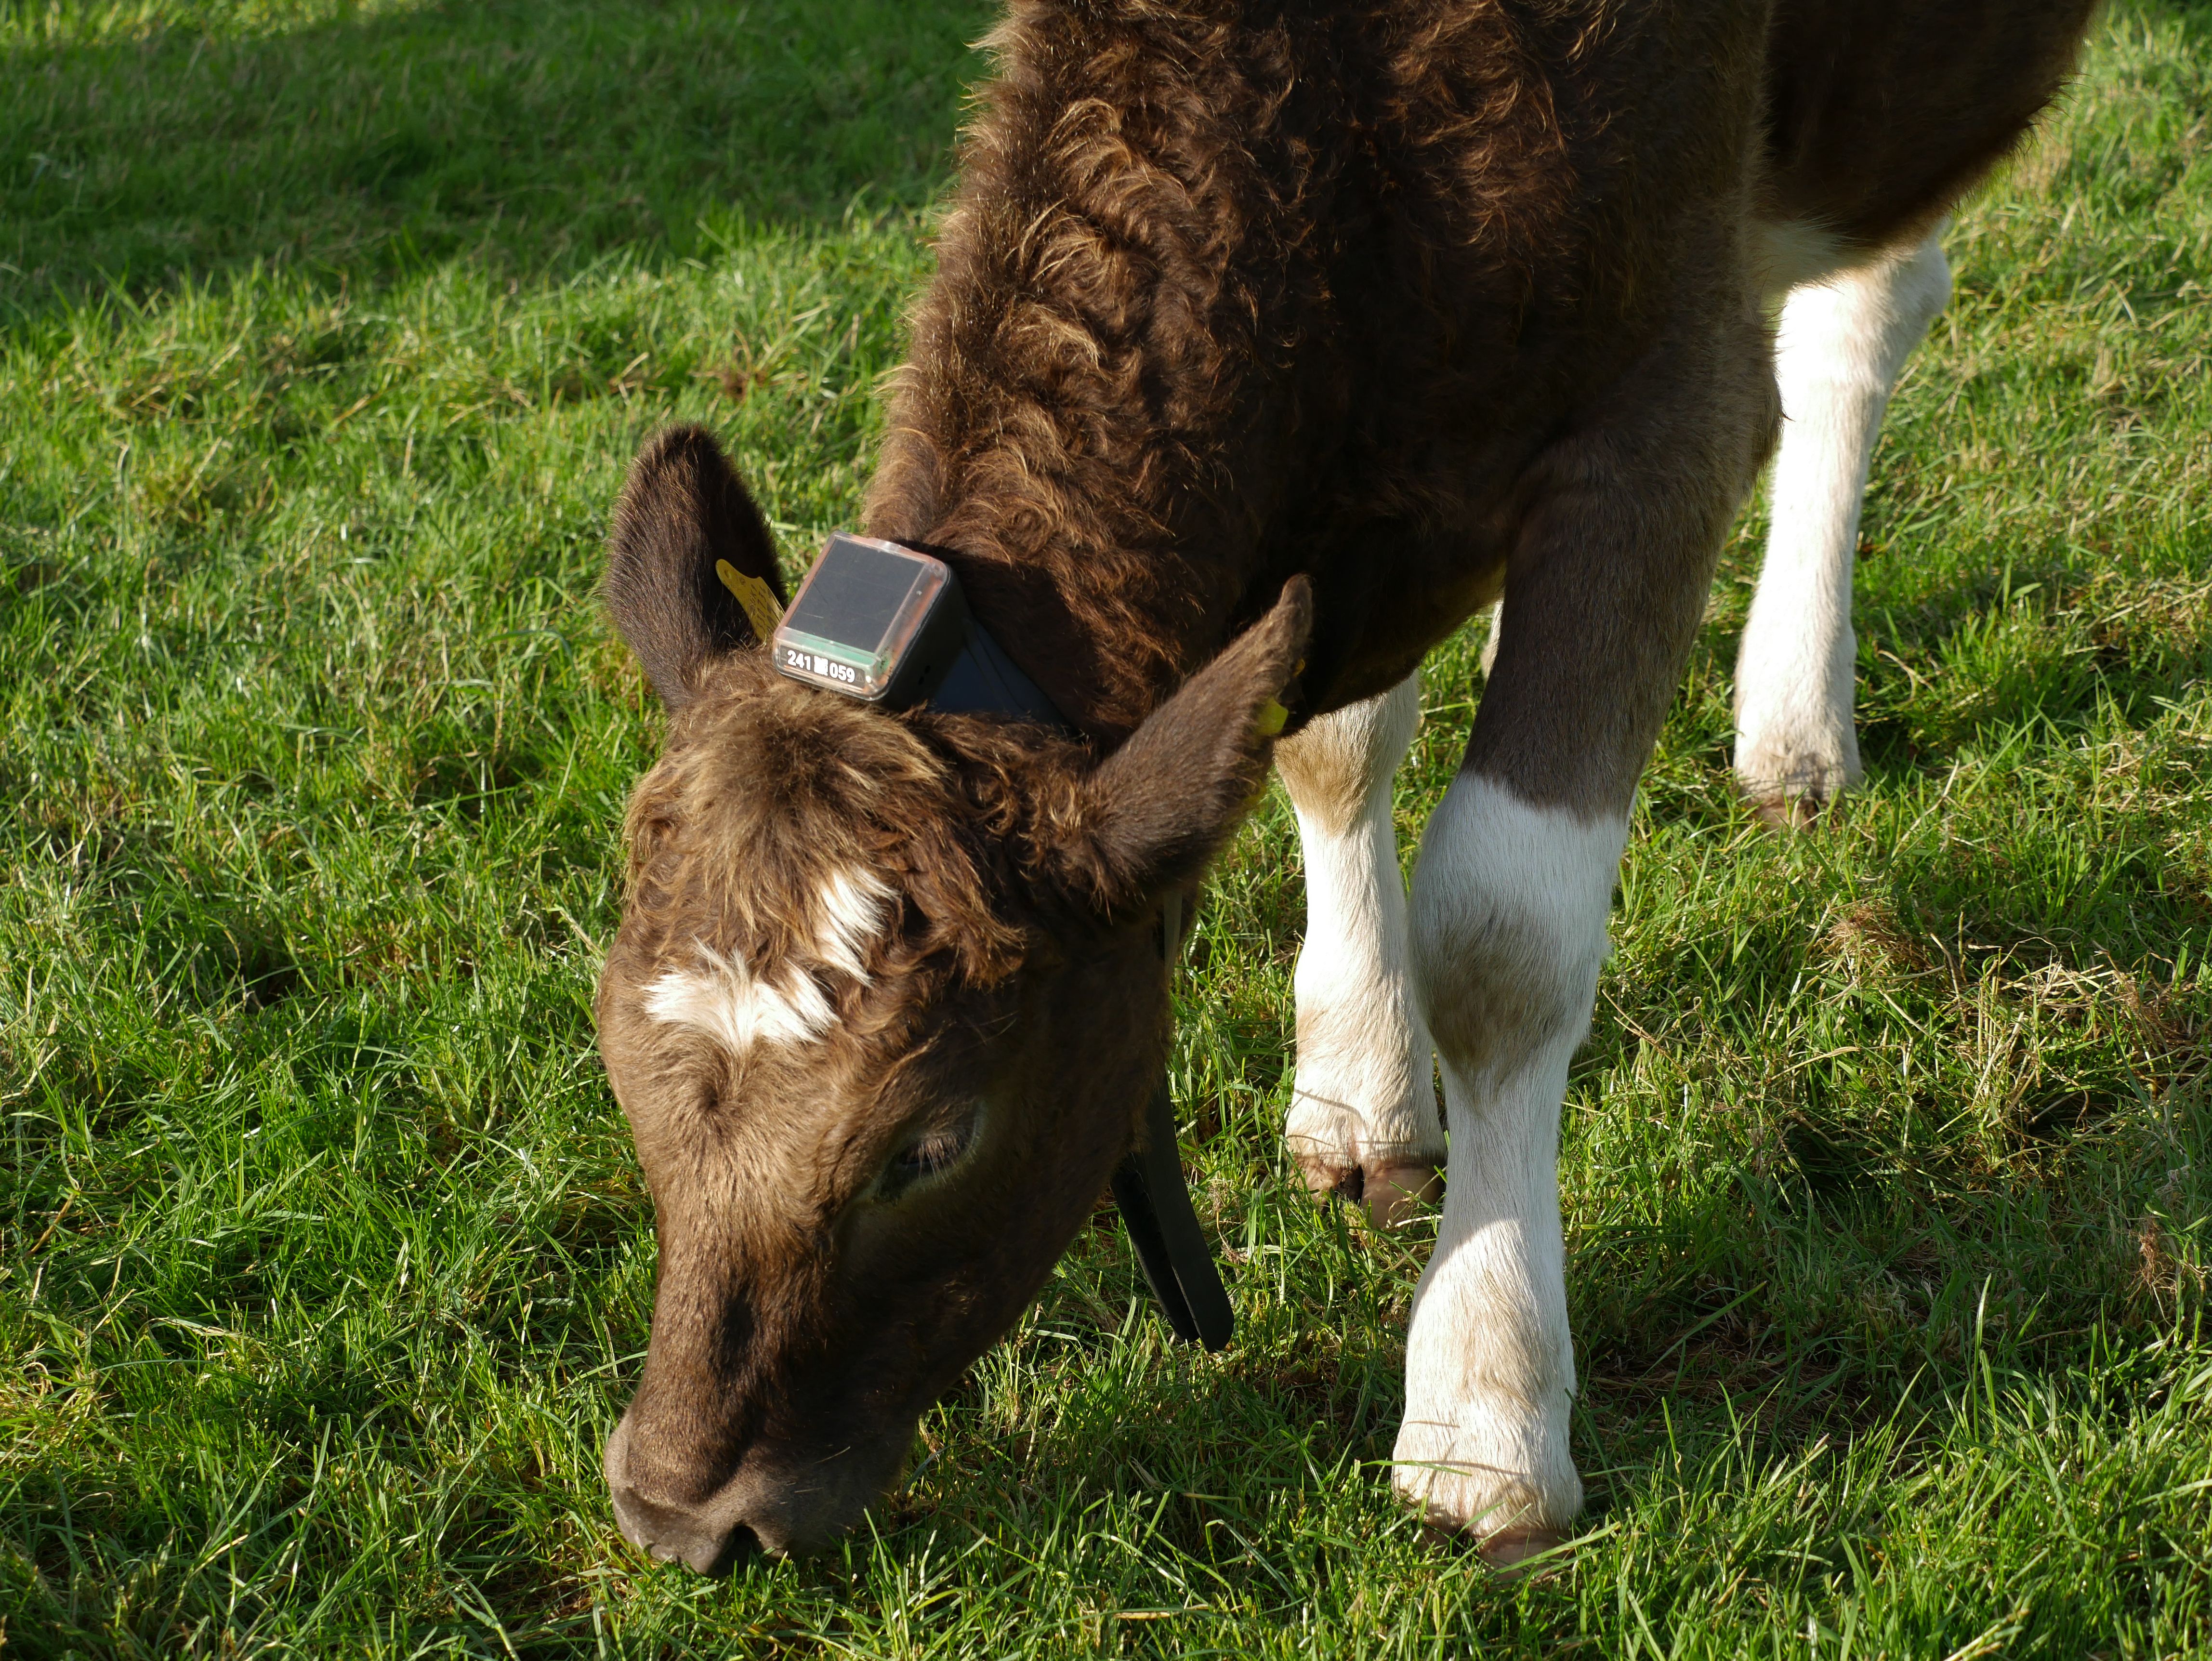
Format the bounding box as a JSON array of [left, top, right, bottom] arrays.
[[592, 0, 2096, 1571]]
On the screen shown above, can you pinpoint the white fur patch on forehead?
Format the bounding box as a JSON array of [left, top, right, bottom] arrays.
[[812, 867, 894, 979], [641, 865, 895, 1057], [642, 948, 837, 1054]]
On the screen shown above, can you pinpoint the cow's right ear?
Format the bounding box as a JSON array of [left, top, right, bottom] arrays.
[[604, 425, 787, 711], [1050, 577, 1312, 914]]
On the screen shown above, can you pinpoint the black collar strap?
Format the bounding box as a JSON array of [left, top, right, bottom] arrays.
[[768, 535, 1233, 1350], [1109, 889, 1236, 1351], [917, 581, 1071, 730]]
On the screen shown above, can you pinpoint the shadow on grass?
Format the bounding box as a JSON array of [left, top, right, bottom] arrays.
[[1, 0, 998, 327]]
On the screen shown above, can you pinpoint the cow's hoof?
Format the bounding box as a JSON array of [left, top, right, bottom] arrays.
[[1741, 782, 1833, 829], [1293, 1147, 1360, 1202], [1394, 1422, 1580, 1574], [1477, 1526, 1569, 1577], [1416, 1518, 1571, 1578], [1734, 739, 1857, 829], [1293, 1152, 1443, 1229], [1362, 1158, 1443, 1228]]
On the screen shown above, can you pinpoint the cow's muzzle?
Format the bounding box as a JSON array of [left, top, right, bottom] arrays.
[[603, 1406, 903, 1571], [603, 1411, 782, 1572]]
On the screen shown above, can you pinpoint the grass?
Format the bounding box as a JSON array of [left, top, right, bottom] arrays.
[[1, 0, 2209, 1652]]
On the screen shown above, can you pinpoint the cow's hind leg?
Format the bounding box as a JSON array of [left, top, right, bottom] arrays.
[[1277, 673, 1444, 1228], [1399, 316, 1776, 1561], [1734, 225, 1951, 821]]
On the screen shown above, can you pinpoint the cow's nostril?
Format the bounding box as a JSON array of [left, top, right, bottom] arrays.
[[703, 1521, 761, 1575], [610, 1469, 764, 1575], [632, 1508, 762, 1575], [658, 1518, 759, 1575]]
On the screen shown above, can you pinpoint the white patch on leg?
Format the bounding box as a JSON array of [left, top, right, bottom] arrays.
[[1277, 676, 1441, 1195], [1398, 773, 1626, 1540], [1735, 224, 1952, 816], [641, 867, 891, 1057]]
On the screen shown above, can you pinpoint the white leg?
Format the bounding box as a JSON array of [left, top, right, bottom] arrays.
[[1734, 224, 1951, 820], [1398, 771, 1625, 1556], [1276, 674, 1443, 1227]]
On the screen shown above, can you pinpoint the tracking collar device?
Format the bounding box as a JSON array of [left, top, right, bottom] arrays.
[[769, 532, 1235, 1351], [772, 533, 1066, 727]]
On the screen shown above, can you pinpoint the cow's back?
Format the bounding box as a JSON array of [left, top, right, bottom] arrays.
[[866, 0, 2098, 727]]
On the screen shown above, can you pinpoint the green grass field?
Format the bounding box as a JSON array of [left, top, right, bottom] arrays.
[[3, 0, 2209, 1652]]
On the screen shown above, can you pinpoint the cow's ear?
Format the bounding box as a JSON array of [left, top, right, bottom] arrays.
[[1057, 578, 1312, 912], [604, 426, 787, 711]]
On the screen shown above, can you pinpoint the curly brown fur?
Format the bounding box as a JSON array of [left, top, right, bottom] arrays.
[[863, 0, 2087, 751]]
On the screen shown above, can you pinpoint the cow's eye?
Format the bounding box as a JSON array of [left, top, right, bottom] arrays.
[[874, 1106, 979, 1200]]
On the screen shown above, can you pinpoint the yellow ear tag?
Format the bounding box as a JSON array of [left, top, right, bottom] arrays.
[[716, 559, 785, 642], [1254, 698, 1290, 738]]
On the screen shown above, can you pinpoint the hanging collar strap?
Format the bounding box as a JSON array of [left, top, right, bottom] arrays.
[[1108, 889, 1235, 1351]]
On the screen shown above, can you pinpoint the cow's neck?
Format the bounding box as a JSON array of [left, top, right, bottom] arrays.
[[855, 15, 1310, 752]]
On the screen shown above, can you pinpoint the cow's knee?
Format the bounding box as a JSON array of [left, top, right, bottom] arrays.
[[1277, 675, 1441, 1228], [1395, 770, 1624, 1548]]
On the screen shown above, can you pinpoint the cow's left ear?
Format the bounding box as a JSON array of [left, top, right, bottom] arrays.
[[604, 425, 787, 711], [1058, 577, 1312, 913]]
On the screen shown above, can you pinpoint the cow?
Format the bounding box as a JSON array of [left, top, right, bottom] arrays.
[[591, 0, 2097, 1572]]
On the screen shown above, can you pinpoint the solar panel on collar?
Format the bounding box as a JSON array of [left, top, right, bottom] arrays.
[[773, 533, 966, 706], [784, 538, 915, 643]]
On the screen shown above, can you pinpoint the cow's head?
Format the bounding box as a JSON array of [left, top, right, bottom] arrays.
[[594, 427, 1307, 1569]]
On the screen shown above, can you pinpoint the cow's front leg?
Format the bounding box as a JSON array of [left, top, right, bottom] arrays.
[[1399, 769, 1623, 1559], [1276, 674, 1442, 1227], [1398, 306, 1777, 1561], [1734, 225, 1951, 821]]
